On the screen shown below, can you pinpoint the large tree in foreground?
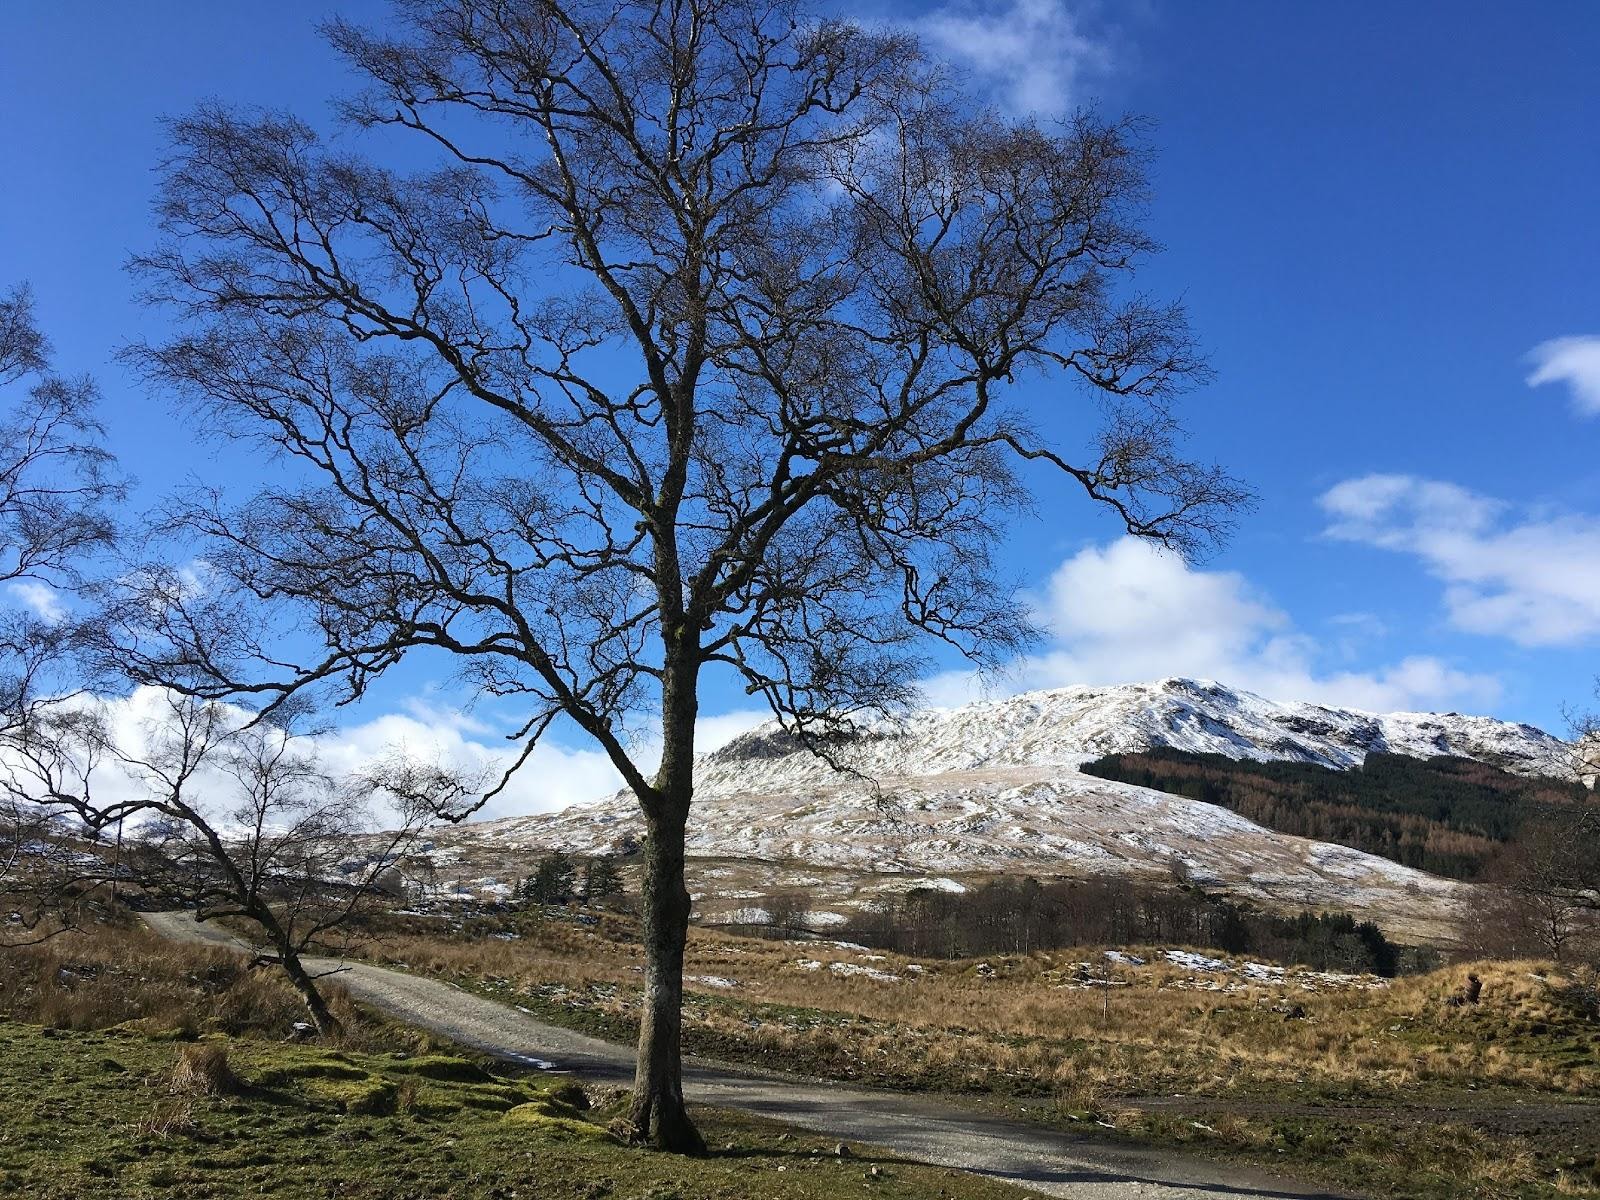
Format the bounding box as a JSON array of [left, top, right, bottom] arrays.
[[119, 0, 1246, 1149]]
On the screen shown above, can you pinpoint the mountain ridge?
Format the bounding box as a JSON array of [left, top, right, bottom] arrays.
[[436, 680, 1568, 943], [689, 676, 1567, 797]]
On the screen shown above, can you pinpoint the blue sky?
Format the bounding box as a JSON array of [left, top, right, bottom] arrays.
[[3, 2, 1598, 814]]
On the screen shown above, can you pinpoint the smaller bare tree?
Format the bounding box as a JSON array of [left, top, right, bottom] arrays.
[[764, 890, 812, 938], [0, 284, 118, 593], [1480, 814, 1599, 962], [4, 687, 469, 1035], [0, 283, 123, 940], [1464, 686, 1600, 963], [1565, 685, 1600, 789]]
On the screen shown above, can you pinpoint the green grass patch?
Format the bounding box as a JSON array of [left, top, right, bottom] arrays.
[[0, 1020, 1036, 1200]]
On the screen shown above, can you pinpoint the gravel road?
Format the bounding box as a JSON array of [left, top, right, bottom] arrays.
[[142, 911, 1349, 1200]]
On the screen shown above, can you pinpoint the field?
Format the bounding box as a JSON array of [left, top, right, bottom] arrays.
[[0, 1022, 1043, 1200], [346, 907, 1600, 1199], [7, 909, 1599, 1198], [0, 921, 1034, 1200]]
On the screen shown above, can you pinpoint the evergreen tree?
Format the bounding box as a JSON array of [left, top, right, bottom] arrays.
[[528, 851, 577, 905], [583, 856, 624, 902]]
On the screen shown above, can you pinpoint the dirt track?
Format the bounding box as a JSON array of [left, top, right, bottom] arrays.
[[142, 910, 1349, 1200]]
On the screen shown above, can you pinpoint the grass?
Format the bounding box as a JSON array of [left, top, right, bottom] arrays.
[[16, 911, 1597, 1197], [344, 909, 1600, 1199], [0, 1020, 1038, 1200], [352, 910, 1600, 1100], [0, 917, 384, 1048], [1107, 1107, 1600, 1200]]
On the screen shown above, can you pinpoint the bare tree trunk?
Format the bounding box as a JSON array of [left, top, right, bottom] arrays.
[[625, 648, 706, 1153], [271, 934, 343, 1039], [626, 803, 703, 1152]]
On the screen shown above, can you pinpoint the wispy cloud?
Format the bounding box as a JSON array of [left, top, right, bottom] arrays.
[[1527, 335, 1600, 417], [920, 536, 1500, 714], [8, 580, 65, 624], [916, 0, 1114, 117], [1320, 473, 1600, 647]]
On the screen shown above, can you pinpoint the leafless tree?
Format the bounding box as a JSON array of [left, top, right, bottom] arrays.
[[3, 687, 465, 1034], [1480, 815, 1599, 962], [763, 889, 811, 937], [115, 1, 1247, 1149], [1487, 689, 1600, 958], [1464, 692, 1600, 963], [1564, 684, 1600, 788], [0, 285, 118, 591], [0, 284, 123, 941]]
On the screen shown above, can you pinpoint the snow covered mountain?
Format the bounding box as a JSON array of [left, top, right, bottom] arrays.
[[690, 677, 1566, 793], [439, 680, 1568, 941]]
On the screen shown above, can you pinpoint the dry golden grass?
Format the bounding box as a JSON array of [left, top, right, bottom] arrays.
[[0, 920, 377, 1047], [168, 1040, 237, 1096], [357, 912, 1600, 1102]]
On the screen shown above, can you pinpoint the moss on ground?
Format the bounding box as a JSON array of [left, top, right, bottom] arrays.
[[0, 1021, 1034, 1200]]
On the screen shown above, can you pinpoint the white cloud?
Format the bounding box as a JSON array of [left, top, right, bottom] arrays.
[[1527, 335, 1600, 416], [8, 581, 65, 623], [1320, 473, 1600, 647], [14, 685, 770, 832], [694, 709, 772, 754], [315, 702, 769, 822], [921, 537, 1500, 714], [917, 0, 1112, 117], [313, 707, 622, 823]]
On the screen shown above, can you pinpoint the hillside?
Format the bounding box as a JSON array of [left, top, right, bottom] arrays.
[[429, 680, 1569, 942], [687, 677, 1565, 789], [1081, 748, 1587, 880]]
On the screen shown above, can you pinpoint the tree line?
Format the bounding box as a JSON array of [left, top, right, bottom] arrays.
[[1081, 749, 1586, 880], [836, 876, 1405, 976], [1081, 748, 1600, 961]]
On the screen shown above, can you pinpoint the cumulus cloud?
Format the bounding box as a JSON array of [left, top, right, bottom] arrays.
[[7, 580, 65, 623], [313, 701, 769, 822], [917, 0, 1113, 117], [921, 537, 1500, 714], [1320, 473, 1600, 647], [313, 705, 622, 822], [27, 687, 771, 831], [1527, 335, 1600, 416]]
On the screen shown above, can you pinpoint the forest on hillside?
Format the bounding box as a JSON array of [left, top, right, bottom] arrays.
[[1080, 750, 1586, 880], [834, 875, 1408, 974]]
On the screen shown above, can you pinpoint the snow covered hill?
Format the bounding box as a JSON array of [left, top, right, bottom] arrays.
[[437, 679, 1568, 941], [690, 677, 1566, 794]]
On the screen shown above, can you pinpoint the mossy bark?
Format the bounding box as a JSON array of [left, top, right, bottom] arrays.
[[624, 655, 705, 1153]]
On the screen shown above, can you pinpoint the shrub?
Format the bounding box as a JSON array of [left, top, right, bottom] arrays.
[[168, 1041, 235, 1096], [136, 1098, 196, 1139]]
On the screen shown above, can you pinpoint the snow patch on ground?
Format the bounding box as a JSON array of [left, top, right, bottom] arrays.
[[1065, 949, 1390, 996], [1162, 950, 1228, 972], [686, 975, 739, 990], [828, 961, 901, 983]]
